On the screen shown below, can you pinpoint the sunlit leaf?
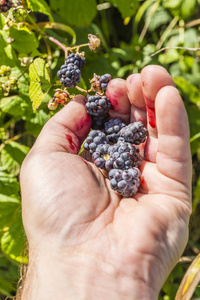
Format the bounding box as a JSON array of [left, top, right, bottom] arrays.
[[29, 58, 51, 111], [26, 0, 53, 22], [175, 253, 200, 300]]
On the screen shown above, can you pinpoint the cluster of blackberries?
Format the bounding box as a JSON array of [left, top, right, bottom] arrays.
[[0, 0, 12, 12], [83, 118, 148, 197], [57, 53, 85, 88]]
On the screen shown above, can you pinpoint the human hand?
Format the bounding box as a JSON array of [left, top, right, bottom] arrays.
[[20, 65, 192, 300]]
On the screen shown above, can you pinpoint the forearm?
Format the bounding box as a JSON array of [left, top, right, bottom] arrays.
[[20, 246, 158, 300]]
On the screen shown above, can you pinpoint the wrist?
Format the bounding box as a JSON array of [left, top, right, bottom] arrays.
[[21, 244, 158, 300]]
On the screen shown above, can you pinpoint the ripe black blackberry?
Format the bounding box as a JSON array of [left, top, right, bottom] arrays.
[[83, 130, 109, 154], [109, 167, 141, 197], [57, 63, 81, 88], [99, 73, 112, 91], [119, 121, 148, 145], [0, 0, 12, 12], [108, 141, 142, 169], [57, 53, 85, 88], [92, 144, 115, 171], [65, 53, 85, 70], [85, 95, 112, 117], [92, 141, 141, 171], [104, 118, 126, 143]]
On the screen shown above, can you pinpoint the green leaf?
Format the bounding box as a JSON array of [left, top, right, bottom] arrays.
[[0, 95, 30, 117], [146, 5, 172, 31], [1, 142, 30, 175], [159, 49, 179, 64], [163, 0, 182, 9], [107, 0, 139, 18], [25, 109, 49, 137], [174, 77, 200, 105], [50, 0, 97, 27], [9, 26, 39, 54], [0, 194, 20, 232], [1, 212, 28, 264], [29, 58, 51, 111], [27, 0, 53, 22], [181, 0, 196, 19], [0, 172, 19, 196], [0, 32, 17, 66], [0, 253, 19, 296]]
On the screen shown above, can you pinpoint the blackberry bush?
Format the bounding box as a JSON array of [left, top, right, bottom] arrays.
[[119, 121, 148, 145], [109, 167, 141, 197], [83, 130, 109, 154]]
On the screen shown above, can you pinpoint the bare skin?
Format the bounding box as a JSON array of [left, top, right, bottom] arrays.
[[20, 65, 192, 300]]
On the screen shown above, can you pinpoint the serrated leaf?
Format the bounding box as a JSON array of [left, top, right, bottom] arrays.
[[27, 0, 53, 22], [1, 212, 28, 264], [0, 172, 19, 196], [29, 58, 51, 111], [9, 26, 39, 54], [108, 0, 139, 18], [0, 194, 20, 232], [1, 142, 30, 175], [50, 0, 97, 27]]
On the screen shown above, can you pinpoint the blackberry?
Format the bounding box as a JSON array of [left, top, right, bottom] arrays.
[[108, 141, 142, 169], [91, 115, 108, 130], [119, 121, 148, 145], [85, 95, 112, 117], [65, 53, 85, 70], [104, 118, 126, 143], [99, 73, 112, 91], [109, 167, 141, 197], [92, 144, 115, 171], [57, 63, 81, 88], [83, 130, 109, 154], [92, 141, 141, 171], [0, 0, 12, 12], [57, 53, 85, 88]]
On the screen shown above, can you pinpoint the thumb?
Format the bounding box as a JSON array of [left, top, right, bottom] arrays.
[[31, 95, 91, 154]]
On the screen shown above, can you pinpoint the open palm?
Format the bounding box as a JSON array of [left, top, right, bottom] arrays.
[[20, 65, 192, 299]]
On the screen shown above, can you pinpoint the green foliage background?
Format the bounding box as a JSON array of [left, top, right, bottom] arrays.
[[0, 0, 200, 298]]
